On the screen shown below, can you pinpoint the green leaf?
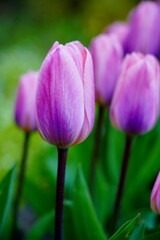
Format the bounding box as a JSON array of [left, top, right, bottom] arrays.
[[93, 164, 116, 225], [0, 165, 16, 237], [109, 214, 141, 240], [25, 211, 54, 240], [72, 166, 107, 240], [130, 222, 145, 240], [24, 177, 55, 215], [64, 200, 77, 240]]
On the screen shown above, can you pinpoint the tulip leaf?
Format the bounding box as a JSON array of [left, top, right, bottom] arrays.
[[93, 164, 116, 225], [72, 166, 107, 240], [130, 222, 145, 240], [24, 177, 55, 215], [25, 211, 54, 240], [0, 165, 16, 237], [64, 200, 77, 240], [109, 214, 141, 240]]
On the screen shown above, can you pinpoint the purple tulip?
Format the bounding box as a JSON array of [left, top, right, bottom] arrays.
[[90, 34, 123, 105], [110, 53, 160, 135], [150, 172, 160, 213], [36, 41, 95, 148], [15, 71, 38, 132], [126, 1, 160, 56], [105, 22, 129, 52]]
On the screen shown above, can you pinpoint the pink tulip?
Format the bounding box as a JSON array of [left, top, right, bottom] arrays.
[[110, 52, 160, 135], [105, 21, 129, 52], [125, 1, 160, 55], [15, 71, 38, 132], [90, 34, 123, 105], [151, 172, 160, 213], [36, 41, 95, 148]]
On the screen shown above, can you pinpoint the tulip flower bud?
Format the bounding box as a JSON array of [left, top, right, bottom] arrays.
[[105, 22, 129, 52], [126, 2, 160, 56], [110, 53, 160, 135], [36, 41, 95, 148], [15, 71, 38, 132], [150, 172, 160, 213], [89, 34, 123, 105]]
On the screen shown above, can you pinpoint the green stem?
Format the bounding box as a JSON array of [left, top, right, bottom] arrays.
[[11, 132, 30, 239], [112, 135, 132, 232], [89, 105, 105, 195]]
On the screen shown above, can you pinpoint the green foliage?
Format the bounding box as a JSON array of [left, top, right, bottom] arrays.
[[71, 166, 107, 240], [25, 211, 54, 240], [109, 214, 142, 240], [0, 165, 16, 237]]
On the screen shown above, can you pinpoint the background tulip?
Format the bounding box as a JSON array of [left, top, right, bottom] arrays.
[[125, 1, 160, 56], [90, 34, 123, 106], [150, 172, 160, 214], [110, 53, 160, 135], [15, 71, 38, 132], [12, 70, 38, 238], [36, 41, 95, 149], [105, 22, 129, 52]]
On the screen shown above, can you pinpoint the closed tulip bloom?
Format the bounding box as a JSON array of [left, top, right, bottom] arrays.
[[36, 41, 95, 148], [90, 34, 123, 105], [126, 2, 160, 55], [110, 53, 160, 135], [15, 71, 38, 132], [105, 22, 129, 51], [150, 172, 160, 213]]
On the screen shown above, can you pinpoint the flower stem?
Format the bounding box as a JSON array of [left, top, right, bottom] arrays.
[[11, 132, 30, 238], [89, 105, 105, 194], [112, 135, 132, 232], [54, 148, 68, 240]]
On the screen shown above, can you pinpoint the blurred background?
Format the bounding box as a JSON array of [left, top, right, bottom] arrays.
[[1, 0, 160, 239]]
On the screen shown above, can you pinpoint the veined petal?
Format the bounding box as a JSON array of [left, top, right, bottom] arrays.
[[110, 53, 160, 134], [74, 48, 95, 144], [36, 47, 85, 147]]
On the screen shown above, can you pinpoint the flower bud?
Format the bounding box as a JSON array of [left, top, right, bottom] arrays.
[[89, 34, 123, 105], [105, 22, 129, 52], [126, 2, 160, 56], [150, 172, 160, 213], [15, 71, 38, 132], [36, 41, 95, 148], [110, 53, 160, 135]]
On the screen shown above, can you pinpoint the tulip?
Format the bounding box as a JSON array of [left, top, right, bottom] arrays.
[[36, 41, 95, 148], [125, 1, 160, 56], [90, 34, 123, 106], [109, 52, 160, 230], [150, 172, 160, 213], [110, 53, 160, 135], [36, 41, 95, 240], [105, 22, 129, 52], [12, 70, 38, 238], [15, 71, 38, 132]]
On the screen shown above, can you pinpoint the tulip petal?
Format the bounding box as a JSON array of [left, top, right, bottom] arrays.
[[126, 2, 160, 55], [111, 54, 160, 134], [36, 47, 85, 147], [15, 71, 38, 132], [90, 34, 123, 105], [74, 48, 95, 144]]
